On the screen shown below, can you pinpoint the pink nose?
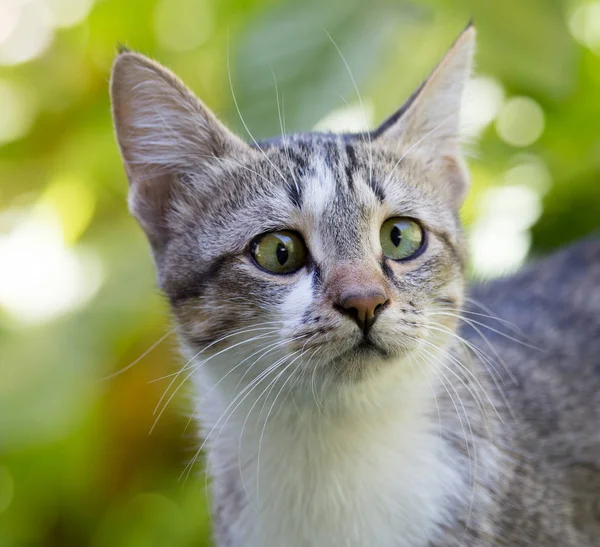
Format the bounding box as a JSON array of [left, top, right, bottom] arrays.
[[338, 291, 389, 334]]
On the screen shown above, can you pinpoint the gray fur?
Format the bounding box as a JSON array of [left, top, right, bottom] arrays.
[[110, 25, 600, 546]]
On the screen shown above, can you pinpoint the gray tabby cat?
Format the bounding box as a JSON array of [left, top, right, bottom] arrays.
[[110, 24, 600, 546]]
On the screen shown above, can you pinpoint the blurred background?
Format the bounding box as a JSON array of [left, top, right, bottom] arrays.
[[0, 0, 599, 545]]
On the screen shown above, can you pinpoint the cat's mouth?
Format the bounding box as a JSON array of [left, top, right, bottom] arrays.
[[356, 339, 381, 351], [292, 333, 395, 368], [345, 338, 390, 358], [322, 337, 395, 378]]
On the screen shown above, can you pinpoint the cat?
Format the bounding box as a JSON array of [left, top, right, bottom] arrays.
[[110, 24, 600, 547]]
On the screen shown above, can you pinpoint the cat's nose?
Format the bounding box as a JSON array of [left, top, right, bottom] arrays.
[[338, 291, 389, 334]]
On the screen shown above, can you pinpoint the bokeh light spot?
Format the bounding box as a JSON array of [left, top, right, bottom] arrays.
[[479, 185, 542, 232], [502, 155, 552, 195], [44, 0, 96, 29], [153, 0, 214, 52], [569, 1, 600, 53], [0, 1, 54, 66], [0, 80, 37, 145], [43, 175, 96, 244], [0, 204, 103, 324], [496, 96, 545, 147], [313, 101, 374, 133], [470, 184, 542, 278], [460, 75, 505, 138], [0, 3, 20, 45]]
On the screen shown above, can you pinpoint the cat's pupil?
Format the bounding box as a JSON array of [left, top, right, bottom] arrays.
[[391, 226, 402, 247], [276, 242, 288, 265]]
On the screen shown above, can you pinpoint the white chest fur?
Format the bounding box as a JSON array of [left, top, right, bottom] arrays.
[[201, 369, 466, 547]]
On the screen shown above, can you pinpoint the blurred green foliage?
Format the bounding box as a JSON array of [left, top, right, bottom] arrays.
[[0, 0, 599, 545]]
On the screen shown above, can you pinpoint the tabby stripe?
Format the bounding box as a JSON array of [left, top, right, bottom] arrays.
[[345, 143, 357, 191], [430, 229, 465, 271], [166, 255, 230, 305]]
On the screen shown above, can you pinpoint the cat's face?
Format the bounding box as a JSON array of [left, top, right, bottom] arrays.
[[154, 137, 465, 383], [111, 26, 474, 389]]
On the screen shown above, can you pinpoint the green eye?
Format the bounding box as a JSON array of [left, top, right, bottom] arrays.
[[380, 217, 425, 260], [251, 231, 307, 274]]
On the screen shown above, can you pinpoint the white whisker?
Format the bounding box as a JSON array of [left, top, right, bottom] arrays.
[[325, 29, 373, 182], [226, 40, 291, 189], [100, 325, 179, 381], [150, 327, 283, 434]]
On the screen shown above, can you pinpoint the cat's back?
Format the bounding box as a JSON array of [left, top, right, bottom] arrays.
[[465, 237, 600, 544]]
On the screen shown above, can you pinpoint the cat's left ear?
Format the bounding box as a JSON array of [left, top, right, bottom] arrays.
[[374, 24, 475, 208], [110, 51, 251, 252]]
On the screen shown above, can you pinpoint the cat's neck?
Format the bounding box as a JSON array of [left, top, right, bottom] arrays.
[[196, 352, 478, 547]]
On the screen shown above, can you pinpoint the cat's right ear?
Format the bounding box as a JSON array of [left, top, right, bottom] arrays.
[[372, 24, 475, 209], [110, 52, 248, 250]]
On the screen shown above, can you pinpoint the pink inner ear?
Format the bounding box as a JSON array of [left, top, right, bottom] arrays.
[[128, 173, 176, 250], [440, 154, 469, 208]]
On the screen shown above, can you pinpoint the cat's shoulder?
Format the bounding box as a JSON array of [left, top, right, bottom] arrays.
[[465, 236, 600, 463]]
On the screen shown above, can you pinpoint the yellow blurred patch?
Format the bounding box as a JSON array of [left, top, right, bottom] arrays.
[[42, 174, 95, 245]]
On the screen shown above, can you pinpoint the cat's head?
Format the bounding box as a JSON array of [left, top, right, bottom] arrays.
[[110, 26, 474, 391]]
